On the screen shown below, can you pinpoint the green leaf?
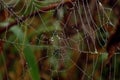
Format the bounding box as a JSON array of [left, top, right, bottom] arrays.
[[24, 45, 40, 80], [10, 25, 40, 80]]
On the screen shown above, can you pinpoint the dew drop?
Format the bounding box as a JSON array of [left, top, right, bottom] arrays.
[[51, 37, 54, 42], [94, 49, 98, 54], [57, 35, 61, 40]]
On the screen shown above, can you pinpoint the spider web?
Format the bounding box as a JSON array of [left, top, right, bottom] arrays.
[[0, 0, 120, 80]]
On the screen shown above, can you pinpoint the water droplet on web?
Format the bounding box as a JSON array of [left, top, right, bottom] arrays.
[[76, 29, 79, 33], [50, 37, 54, 42], [57, 35, 61, 40], [94, 49, 98, 54], [21, 15, 24, 17]]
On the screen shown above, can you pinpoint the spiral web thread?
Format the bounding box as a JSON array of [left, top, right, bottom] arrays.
[[0, 0, 120, 80]]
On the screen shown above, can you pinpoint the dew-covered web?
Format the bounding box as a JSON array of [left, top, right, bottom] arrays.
[[0, 0, 120, 80]]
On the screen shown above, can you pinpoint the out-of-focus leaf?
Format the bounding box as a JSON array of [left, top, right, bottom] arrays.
[[0, 73, 3, 80], [10, 25, 40, 80]]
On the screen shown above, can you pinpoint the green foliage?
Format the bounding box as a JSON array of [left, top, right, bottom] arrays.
[[10, 25, 40, 80]]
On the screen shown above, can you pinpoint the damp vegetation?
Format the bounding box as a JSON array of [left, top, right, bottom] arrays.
[[0, 0, 120, 80]]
